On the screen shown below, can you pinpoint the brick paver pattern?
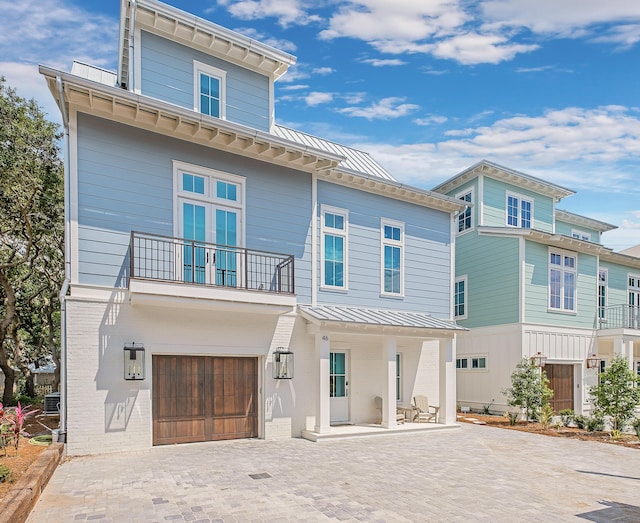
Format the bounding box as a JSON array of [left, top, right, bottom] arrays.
[[27, 424, 640, 522]]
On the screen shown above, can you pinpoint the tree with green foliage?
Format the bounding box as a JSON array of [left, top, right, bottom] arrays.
[[590, 355, 640, 433], [0, 78, 64, 404], [502, 358, 554, 421]]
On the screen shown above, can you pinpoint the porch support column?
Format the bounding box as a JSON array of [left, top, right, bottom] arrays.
[[613, 337, 634, 371], [381, 337, 397, 429], [438, 336, 456, 425], [315, 333, 331, 434]]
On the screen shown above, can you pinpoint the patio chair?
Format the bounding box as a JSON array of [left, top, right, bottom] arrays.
[[412, 395, 439, 423], [374, 396, 405, 424]]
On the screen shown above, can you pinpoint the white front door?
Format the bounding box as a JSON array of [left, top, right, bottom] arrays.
[[330, 351, 349, 423]]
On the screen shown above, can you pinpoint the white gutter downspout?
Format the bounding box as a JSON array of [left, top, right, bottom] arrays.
[[56, 76, 70, 443], [128, 0, 137, 92]]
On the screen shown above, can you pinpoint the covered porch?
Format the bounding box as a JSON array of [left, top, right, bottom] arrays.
[[298, 305, 465, 442]]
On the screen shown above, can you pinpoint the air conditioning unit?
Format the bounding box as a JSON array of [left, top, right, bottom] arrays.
[[44, 392, 61, 414]]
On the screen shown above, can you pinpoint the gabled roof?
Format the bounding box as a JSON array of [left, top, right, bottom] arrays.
[[299, 305, 465, 335], [433, 160, 575, 201], [555, 209, 617, 233], [118, 0, 296, 90]]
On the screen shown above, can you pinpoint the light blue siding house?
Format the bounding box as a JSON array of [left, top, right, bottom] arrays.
[[41, 0, 464, 455], [433, 160, 640, 415]]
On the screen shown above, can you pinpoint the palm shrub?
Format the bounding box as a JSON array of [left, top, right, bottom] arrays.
[[502, 358, 554, 422], [589, 355, 640, 433]]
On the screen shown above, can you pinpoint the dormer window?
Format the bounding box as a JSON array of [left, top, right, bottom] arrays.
[[506, 192, 532, 229], [194, 61, 226, 119]]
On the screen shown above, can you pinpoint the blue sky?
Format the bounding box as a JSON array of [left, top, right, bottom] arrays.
[[2, 0, 640, 250]]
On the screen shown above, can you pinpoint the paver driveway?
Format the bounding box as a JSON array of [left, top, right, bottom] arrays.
[[28, 423, 640, 522]]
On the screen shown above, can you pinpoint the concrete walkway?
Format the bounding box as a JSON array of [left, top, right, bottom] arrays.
[[28, 423, 640, 522]]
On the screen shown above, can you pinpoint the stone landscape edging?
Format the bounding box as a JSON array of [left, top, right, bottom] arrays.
[[0, 442, 64, 523]]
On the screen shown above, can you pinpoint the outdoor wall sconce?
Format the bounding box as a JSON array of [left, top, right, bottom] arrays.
[[273, 347, 294, 379], [124, 343, 145, 380], [586, 353, 601, 369], [530, 351, 548, 368]]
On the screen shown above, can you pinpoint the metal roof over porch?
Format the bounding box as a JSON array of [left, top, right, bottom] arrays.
[[298, 305, 465, 334]]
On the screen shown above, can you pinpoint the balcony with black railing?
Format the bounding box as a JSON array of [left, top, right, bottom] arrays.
[[129, 231, 295, 306], [597, 304, 640, 330]]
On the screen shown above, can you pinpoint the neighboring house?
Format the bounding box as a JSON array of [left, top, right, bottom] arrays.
[[433, 160, 640, 415], [40, 0, 465, 455]]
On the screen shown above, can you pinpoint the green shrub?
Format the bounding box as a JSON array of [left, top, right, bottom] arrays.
[[559, 409, 574, 427], [586, 415, 604, 432], [505, 411, 519, 426], [574, 415, 587, 430], [0, 464, 11, 483], [502, 359, 554, 422]]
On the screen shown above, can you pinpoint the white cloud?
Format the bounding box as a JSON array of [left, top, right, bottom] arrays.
[[312, 67, 335, 75], [338, 97, 420, 120], [414, 115, 448, 126], [218, 0, 320, 27], [481, 0, 640, 37], [359, 58, 407, 67], [430, 32, 538, 64], [305, 91, 334, 106]]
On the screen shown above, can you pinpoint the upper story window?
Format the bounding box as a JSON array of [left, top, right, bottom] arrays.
[[454, 276, 467, 319], [628, 274, 640, 311], [571, 229, 591, 241], [549, 249, 576, 312], [457, 190, 473, 233], [321, 206, 348, 289], [381, 219, 404, 296], [507, 192, 532, 229], [598, 269, 607, 320], [194, 61, 227, 119]]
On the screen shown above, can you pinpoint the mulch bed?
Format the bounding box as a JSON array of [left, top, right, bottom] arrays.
[[457, 412, 640, 449]]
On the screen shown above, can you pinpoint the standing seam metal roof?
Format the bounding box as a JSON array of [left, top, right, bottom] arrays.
[[299, 305, 464, 331]]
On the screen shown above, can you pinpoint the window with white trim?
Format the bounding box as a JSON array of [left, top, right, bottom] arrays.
[[457, 190, 472, 233], [598, 269, 607, 320], [471, 357, 486, 369], [506, 192, 533, 228], [194, 61, 227, 119], [456, 356, 487, 370], [454, 276, 467, 319], [321, 206, 348, 289], [549, 249, 576, 312], [456, 358, 468, 369], [571, 229, 591, 241], [381, 219, 404, 296]]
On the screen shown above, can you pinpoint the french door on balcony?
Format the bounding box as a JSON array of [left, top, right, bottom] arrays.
[[181, 199, 240, 286]]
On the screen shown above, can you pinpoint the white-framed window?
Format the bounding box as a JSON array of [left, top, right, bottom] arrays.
[[454, 275, 467, 319], [571, 229, 591, 241], [456, 356, 487, 370], [173, 161, 245, 285], [194, 61, 227, 119], [396, 353, 402, 402], [598, 269, 607, 320], [321, 205, 348, 289], [456, 190, 473, 233], [506, 191, 533, 229], [628, 274, 640, 328], [549, 249, 577, 312], [381, 219, 404, 296]]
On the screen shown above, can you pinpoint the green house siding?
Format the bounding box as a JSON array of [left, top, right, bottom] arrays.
[[555, 219, 600, 243], [524, 241, 598, 328], [601, 261, 635, 308], [482, 177, 554, 233], [456, 231, 520, 328]]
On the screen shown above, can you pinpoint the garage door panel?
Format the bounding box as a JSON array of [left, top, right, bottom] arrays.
[[153, 355, 257, 446]]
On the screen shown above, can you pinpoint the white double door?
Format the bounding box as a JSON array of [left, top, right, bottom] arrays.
[[180, 198, 240, 286]]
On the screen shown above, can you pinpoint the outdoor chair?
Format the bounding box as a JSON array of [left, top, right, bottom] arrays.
[[412, 395, 439, 423]]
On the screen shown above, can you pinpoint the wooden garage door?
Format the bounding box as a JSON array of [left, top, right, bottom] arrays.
[[153, 355, 258, 446], [545, 364, 574, 414]]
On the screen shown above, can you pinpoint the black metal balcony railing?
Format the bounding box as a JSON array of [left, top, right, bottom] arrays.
[[130, 231, 294, 294], [598, 304, 640, 330]]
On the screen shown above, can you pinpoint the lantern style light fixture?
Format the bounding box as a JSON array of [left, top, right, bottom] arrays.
[[124, 343, 145, 380], [273, 347, 294, 379], [530, 351, 548, 368], [586, 353, 601, 369]]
